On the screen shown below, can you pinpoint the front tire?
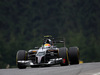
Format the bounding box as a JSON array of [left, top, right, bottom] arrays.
[[16, 50, 27, 69], [59, 47, 69, 66]]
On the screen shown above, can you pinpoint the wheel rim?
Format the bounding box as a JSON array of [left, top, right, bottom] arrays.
[[63, 58, 66, 64]]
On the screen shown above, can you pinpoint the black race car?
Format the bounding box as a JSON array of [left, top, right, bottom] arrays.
[[16, 36, 79, 69]]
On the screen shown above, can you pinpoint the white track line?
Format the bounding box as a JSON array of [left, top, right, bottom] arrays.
[[93, 72, 100, 75]]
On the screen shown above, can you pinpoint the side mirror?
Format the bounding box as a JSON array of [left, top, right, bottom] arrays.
[[35, 47, 39, 49]]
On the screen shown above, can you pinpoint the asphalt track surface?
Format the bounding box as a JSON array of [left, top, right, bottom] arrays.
[[0, 62, 100, 75]]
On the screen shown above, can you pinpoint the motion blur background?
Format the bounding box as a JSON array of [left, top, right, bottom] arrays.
[[0, 0, 100, 68]]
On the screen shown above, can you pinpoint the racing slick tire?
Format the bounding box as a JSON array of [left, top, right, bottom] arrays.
[[68, 47, 79, 65], [59, 47, 69, 66], [16, 50, 27, 69]]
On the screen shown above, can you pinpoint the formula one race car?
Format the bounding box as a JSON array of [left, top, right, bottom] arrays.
[[16, 36, 79, 69]]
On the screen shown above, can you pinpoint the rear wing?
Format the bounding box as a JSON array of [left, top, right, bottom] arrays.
[[53, 38, 66, 47], [43, 35, 66, 47]]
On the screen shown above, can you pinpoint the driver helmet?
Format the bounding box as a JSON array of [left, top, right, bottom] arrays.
[[44, 43, 51, 48]]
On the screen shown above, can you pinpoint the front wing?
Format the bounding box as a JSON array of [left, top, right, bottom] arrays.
[[17, 58, 62, 66]]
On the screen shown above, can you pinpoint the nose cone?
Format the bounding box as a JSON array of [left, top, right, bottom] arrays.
[[37, 56, 43, 64]]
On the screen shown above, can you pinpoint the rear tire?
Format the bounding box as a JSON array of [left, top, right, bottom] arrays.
[[68, 47, 79, 65], [59, 47, 69, 66], [16, 50, 27, 69]]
